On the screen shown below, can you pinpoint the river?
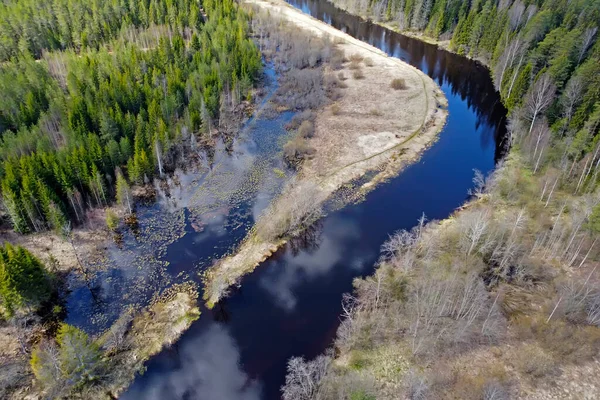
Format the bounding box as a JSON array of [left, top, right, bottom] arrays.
[[120, 0, 508, 398]]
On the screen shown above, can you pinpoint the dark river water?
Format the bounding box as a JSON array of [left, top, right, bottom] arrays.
[[121, 1, 507, 399]]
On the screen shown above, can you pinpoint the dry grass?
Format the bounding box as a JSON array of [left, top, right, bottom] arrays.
[[205, 0, 447, 308]]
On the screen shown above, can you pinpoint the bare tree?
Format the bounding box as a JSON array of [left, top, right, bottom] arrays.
[[282, 354, 331, 400], [495, 37, 526, 91], [577, 27, 598, 65], [461, 209, 491, 256], [405, 369, 429, 400], [561, 77, 584, 132], [523, 73, 556, 136]]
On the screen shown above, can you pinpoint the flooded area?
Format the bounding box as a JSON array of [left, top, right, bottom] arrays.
[[119, 0, 508, 399], [65, 65, 296, 334]]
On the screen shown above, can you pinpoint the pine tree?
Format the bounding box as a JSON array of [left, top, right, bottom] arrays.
[[0, 243, 52, 318]]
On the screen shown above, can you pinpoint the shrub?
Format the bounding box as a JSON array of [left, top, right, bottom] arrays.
[[256, 181, 324, 241], [105, 210, 119, 231], [353, 69, 365, 79], [331, 103, 341, 115], [298, 120, 315, 138], [350, 391, 376, 400], [349, 60, 362, 70], [514, 344, 556, 378], [338, 71, 347, 81], [349, 53, 364, 62], [364, 57, 374, 67], [285, 110, 315, 131], [331, 48, 346, 69], [283, 137, 316, 167], [391, 78, 407, 90]]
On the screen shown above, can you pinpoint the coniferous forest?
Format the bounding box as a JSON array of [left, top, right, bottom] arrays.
[[0, 0, 261, 234], [333, 0, 599, 141]]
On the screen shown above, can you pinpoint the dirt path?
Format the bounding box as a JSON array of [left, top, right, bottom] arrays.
[[203, 0, 448, 306]]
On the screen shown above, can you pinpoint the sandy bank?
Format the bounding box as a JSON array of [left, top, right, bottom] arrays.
[[203, 0, 448, 307]]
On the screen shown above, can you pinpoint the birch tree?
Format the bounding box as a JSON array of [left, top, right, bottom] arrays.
[[523, 73, 556, 136]]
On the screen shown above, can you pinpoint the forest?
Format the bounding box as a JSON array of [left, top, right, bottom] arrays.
[[279, 0, 600, 399], [0, 0, 261, 234]]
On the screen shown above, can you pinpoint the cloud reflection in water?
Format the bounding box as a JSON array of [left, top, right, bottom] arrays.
[[124, 325, 262, 400], [259, 216, 367, 312]]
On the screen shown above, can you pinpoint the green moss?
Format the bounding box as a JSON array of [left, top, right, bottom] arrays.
[[348, 350, 369, 370], [350, 391, 376, 400]]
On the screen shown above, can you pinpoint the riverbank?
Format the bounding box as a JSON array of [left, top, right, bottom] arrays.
[[2, 283, 199, 400], [203, 0, 447, 307], [297, 153, 600, 399], [320, 0, 494, 67]]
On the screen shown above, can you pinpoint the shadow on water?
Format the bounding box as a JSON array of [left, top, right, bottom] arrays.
[[122, 1, 508, 399]]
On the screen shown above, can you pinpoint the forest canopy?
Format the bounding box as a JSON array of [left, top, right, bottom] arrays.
[[0, 0, 262, 234]]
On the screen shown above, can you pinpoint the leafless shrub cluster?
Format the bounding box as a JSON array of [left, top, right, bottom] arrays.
[[256, 181, 325, 241], [99, 310, 134, 355], [277, 68, 326, 110], [285, 110, 316, 132], [284, 136, 316, 167], [348, 53, 364, 63], [282, 352, 377, 400], [251, 9, 335, 70], [282, 354, 331, 400]]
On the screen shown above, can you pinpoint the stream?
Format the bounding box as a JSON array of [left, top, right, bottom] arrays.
[[117, 0, 508, 398]]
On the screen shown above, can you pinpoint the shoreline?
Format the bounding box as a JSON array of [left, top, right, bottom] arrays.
[[327, 2, 493, 68], [202, 0, 448, 307]]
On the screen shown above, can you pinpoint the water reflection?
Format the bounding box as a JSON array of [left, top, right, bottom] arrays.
[[124, 1, 508, 399], [64, 64, 295, 335], [259, 217, 367, 312], [287, 0, 508, 162], [124, 325, 262, 400]]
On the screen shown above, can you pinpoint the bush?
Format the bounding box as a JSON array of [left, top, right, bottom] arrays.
[[349, 60, 362, 70], [391, 78, 407, 90], [331, 48, 346, 70], [353, 69, 365, 80], [338, 71, 347, 81], [276, 68, 325, 109], [364, 57, 374, 67], [285, 110, 315, 131], [331, 103, 341, 115], [350, 391, 376, 400], [349, 53, 364, 62], [105, 210, 119, 231], [298, 120, 315, 138], [514, 344, 556, 378], [283, 137, 316, 167]]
